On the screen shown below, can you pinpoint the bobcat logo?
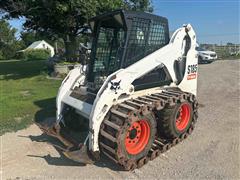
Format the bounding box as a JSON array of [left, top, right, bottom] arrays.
[[110, 80, 121, 94]]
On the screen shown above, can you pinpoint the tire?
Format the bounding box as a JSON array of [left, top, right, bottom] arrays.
[[118, 112, 157, 160], [156, 101, 193, 139], [198, 56, 203, 64], [207, 60, 213, 64], [100, 109, 157, 164]]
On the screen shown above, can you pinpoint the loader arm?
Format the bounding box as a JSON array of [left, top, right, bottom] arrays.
[[89, 24, 198, 151], [56, 66, 87, 121]]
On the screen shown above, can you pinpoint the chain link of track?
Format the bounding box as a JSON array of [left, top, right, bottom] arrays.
[[99, 89, 198, 170]]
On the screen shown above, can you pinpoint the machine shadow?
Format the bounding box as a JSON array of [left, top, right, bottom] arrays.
[[31, 98, 123, 171], [22, 132, 123, 170], [34, 97, 56, 123], [19, 134, 84, 167]]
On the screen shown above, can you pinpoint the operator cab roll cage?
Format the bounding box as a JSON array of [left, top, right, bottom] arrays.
[[87, 10, 171, 90]]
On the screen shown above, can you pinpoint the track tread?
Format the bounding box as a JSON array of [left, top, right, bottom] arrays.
[[118, 103, 137, 111], [110, 109, 128, 119], [125, 100, 143, 108], [103, 119, 120, 130], [100, 142, 116, 154], [100, 129, 117, 142], [100, 89, 198, 170]]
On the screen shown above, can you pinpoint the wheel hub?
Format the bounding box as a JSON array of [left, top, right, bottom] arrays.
[[175, 103, 191, 131], [125, 120, 150, 155], [129, 129, 138, 139]]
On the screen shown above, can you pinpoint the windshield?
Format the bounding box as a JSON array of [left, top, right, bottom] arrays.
[[196, 47, 206, 51], [89, 25, 125, 88]]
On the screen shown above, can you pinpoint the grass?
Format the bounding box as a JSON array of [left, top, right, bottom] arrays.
[[214, 48, 240, 60], [0, 59, 62, 135], [219, 55, 240, 60]]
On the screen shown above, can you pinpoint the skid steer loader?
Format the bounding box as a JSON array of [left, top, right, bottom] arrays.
[[37, 10, 199, 170]]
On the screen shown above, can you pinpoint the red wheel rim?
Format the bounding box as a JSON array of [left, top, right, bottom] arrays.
[[175, 103, 191, 131], [125, 119, 150, 155]]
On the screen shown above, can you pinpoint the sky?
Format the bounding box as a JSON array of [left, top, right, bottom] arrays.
[[7, 0, 240, 44], [152, 0, 239, 44]]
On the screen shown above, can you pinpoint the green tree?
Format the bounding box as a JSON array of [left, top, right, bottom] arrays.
[[124, 0, 153, 12], [0, 0, 153, 60], [20, 31, 57, 47], [0, 19, 17, 44], [0, 19, 23, 59], [20, 31, 38, 47]]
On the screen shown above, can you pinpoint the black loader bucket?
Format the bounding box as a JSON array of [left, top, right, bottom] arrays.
[[35, 118, 94, 164]]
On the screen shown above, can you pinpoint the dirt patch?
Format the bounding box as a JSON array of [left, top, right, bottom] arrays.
[[14, 117, 22, 124], [20, 90, 31, 97]]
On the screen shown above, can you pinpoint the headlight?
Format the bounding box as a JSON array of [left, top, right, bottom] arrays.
[[202, 53, 210, 56]]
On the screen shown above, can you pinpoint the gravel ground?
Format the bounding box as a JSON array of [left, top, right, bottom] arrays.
[[1, 60, 239, 180]]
